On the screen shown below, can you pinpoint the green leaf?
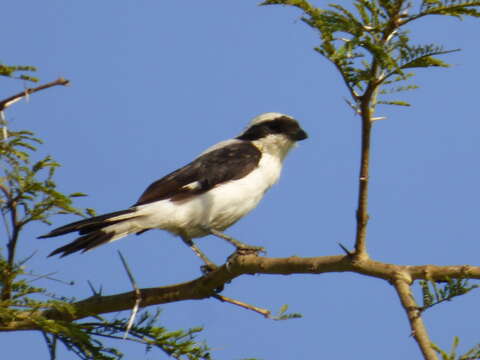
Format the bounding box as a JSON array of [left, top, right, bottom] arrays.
[[433, 336, 480, 360], [418, 0, 480, 19], [401, 56, 451, 69], [378, 100, 411, 106], [354, 1, 371, 25], [0, 64, 38, 82], [85, 208, 97, 217], [69, 192, 87, 198], [271, 304, 302, 321], [379, 84, 419, 94], [418, 278, 479, 312]]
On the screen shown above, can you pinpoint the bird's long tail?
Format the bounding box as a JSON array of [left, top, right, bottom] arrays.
[[39, 209, 144, 257]]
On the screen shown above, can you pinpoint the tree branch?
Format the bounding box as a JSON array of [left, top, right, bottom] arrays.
[[0, 184, 12, 240], [352, 28, 386, 259], [1, 198, 20, 301], [0, 77, 70, 111], [213, 294, 271, 318], [354, 85, 375, 259], [353, 8, 402, 258], [1, 254, 479, 331], [393, 273, 438, 360]]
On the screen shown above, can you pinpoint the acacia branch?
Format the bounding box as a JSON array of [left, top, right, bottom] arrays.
[[0, 77, 70, 111], [1, 254, 479, 331], [353, 33, 383, 259], [213, 294, 271, 318], [393, 273, 438, 360], [354, 91, 373, 258], [353, 6, 404, 258]]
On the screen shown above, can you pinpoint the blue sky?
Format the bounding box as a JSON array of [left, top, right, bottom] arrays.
[[2, 1, 479, 359]]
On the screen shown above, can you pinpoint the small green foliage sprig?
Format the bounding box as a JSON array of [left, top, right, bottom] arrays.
[[0, 64, 38, 83], [419, 278, 479, 311], [0, 129, 88, 228], [0, 126, 90, 302], [418, 280, 479, 357], [261, 0, 480, 111], [40, 309, 212, 360], [272, 304, 302, 320], [432, 336, 480, 360]]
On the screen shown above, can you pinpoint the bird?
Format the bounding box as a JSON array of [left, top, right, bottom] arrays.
[[39, 112, 308, 268]]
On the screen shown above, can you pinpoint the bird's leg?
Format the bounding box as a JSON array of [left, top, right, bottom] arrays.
[[181, 236, 217, 272], [205, 227, 266, 254]]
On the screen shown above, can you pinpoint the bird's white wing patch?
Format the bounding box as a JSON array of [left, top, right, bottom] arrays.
[[183, 181, 201, 191]]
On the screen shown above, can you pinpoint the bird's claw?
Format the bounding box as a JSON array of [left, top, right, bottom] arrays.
[[200, 263, 218, 274], [235, 245, 266, 255]]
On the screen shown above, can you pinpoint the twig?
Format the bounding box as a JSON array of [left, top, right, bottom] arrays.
[[25, 271, 74, 286], [212, 294, 271, 318], [0, 110, 7, 139], [337, 242, 353, 256], [2, 189, 20, 301], [0, 77, 70, 111], [0, 184, 12, 240], [354, 88, 374, 259], [41, 331, 58, 360], [393, 273, 438, 360], [17, 250, 38, 267], [118, 251, 141, 339], [6, 190, 20, 268], [87, 280, 102, 297]]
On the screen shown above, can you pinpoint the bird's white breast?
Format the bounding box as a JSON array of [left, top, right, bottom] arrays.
[[137, 151, 283, 239]]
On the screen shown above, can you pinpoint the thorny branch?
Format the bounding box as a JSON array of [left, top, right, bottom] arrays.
[[0, 77, 70, 111], [354, 86, 374, 259], [393, 274, 438, 360], [1, 254, 479, 331], [353, 4, 402, 258]]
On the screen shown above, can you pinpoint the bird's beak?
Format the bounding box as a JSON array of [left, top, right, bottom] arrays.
[[293, 129, 308, 141]]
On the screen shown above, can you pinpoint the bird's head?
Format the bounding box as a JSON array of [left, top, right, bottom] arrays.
[[237, 112, 308, 159]]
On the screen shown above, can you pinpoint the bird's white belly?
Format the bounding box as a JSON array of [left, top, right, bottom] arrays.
[[138, 153, 282, 239]]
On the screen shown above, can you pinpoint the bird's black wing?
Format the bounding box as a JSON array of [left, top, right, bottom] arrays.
[[135, 141, 262, 206]]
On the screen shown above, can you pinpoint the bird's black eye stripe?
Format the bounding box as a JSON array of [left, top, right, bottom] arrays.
[[237, 117, 301, 141], [266, 121, 283, 132], [267, 117, 300, 133]]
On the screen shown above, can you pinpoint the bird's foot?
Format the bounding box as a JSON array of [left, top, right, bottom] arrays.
[[225, 244, 265, 274], [201, 262, 218, 274], [181, 235, 218, 274], [205, 227, 266, 255], [234, 244, 266, 255]]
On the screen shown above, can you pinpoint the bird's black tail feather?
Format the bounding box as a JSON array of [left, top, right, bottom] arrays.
[[38, 209, 135, 238], [48, 231, 115, 257], [39, 208, 141, 257]]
